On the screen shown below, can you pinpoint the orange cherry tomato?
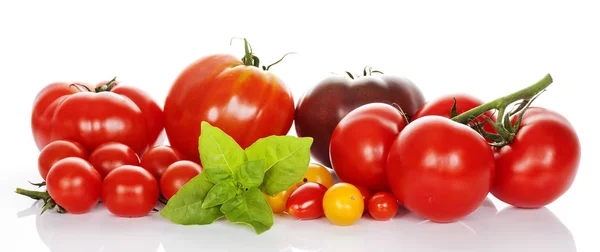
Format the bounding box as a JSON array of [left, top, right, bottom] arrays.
[[323, 183, 364, 226], [297, 163, 335, 188], [263, 184, 299, 214]]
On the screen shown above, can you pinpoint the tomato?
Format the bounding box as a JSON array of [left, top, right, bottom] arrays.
[[46, 157, 102, 214], [286, 182, 328, 220], [160, 161, 203, 200], [102, 165, 159, 217], [164, 51, 295, 162], [491, 107, 580, 208], [330, 103, 407, 192], [412, 93, 496, 133], [295, 74, 425, 167], [88, 142, 140, 179], [264, 184, 299, 214], [355, 185, 372, 213], [296, 163, 335, 188], [323, 183, 364, 226], [386, 116, 494, 222], [140, 145, 186, 181], [38, 140, 88, 180], [367, 192, 399, 221]]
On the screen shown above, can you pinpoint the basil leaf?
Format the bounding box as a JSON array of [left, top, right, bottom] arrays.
[[235, 159, 266, 189], [160, 172, 224, 225], [220, 187, 274, 234], [245, 136, 313, 196], [203, 165, 233, 184], [199, 121, 246, 175], [201, 181, 238, 209]]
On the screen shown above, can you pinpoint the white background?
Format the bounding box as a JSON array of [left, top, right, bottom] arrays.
[[1, 0, 598, 251]]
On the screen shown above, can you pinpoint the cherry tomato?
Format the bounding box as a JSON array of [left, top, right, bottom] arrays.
[[38, 140, 88, 180], [387, 116, 494, 223], [88, 142, 140, 179], [102, 165, 159, 217], [160, 161, 203, 200], [492, 107, 580, 208], [140, 145, 185, 181], [296, 163, 335, 188], [412, 93, 496, 134], [368, 192, 399, 221], [355, 185, 372, 213], [46, 157, 102, 214], [264, 184, 299, 214], [286, 182, 328, 220], [164, 44, 294, 162], [323, 183, 364, 226], [330, 103, 407, 192]]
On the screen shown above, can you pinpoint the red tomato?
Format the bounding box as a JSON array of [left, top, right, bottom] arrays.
[[412, 93, 496, 133], [355, 185, 372, 213], [492, 107, 580, 208], [387, 116, 494, 223], [38, 140, 88, 180], [164, 54, 294, 162], [88, 142, 140, 179], [160, 161, 203, 200], [112, 86, 165, 147], [46, 157, 102, 214], [102, 165, 159, 217], [330, 103, 407, 192], [140, 145, 185, 181], [368, 192, 399, 221], [286, 182, 328, 220]]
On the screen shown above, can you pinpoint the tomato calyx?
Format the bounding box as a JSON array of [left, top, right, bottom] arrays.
[[451, 74, 553, 147], [15, 187, 66, 214], [345, 66, 384, 80], [95, 77, 118, 92], [234, 38, 295, 71]]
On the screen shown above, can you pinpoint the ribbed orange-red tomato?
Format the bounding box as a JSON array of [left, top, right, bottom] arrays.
[[164, 54, 295, 162]]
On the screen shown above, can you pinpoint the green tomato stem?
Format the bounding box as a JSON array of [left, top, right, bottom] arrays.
[[15, 188, 50, 201]]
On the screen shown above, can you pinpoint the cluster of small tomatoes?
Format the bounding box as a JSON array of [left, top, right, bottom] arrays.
[[265, 163, 399, 226]]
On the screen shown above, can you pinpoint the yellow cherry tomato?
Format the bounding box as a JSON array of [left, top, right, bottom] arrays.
[[263, 184, 298, 214], [297, 163, 335, 188], [323, 182, 364, 226]]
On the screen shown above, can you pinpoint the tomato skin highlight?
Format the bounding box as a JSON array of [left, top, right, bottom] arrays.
[[46, 157, 102, 214], [286, 182, 328, 220], [330, 103, 407, 192], [323, 183, 364, 226], [368, 192, 399, 221], [160, 161, 203, 200], [102, 165, 159, 218], [492, 107, 580, 208], [38, 140, 88, 180], [296, 163, 335, 188], [140, 145, 186, 181], [264, 184, 298, 214], [88, 142, 140, 179], [387, 116, 494, 223], [164, 54, 295, 162]]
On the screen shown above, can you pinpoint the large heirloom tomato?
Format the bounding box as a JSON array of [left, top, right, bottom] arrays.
[[295, 71, 424, 167], [164, 41, 294, 162]]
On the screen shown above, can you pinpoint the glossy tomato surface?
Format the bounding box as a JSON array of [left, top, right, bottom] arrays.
[[368, 192, 399, 221], [88, 142, 140, 179], [387, 116, 494, 223], [102, 165, 159, 217], [46, 157, 102, 214], [296, 163, 335, 188], [323, 183, 364, 226], [295, 75, 425, 167], [492, 107, 580, 208], [112, 86, 165, 147], [38, 140, 88, 180], [330, 103, 407, 192], [164, 55, 294, 162], [286, 182, 328, 220], [140, 145, 186, 181], [264, 184, 299, 214], [160, 161, 203, 200]]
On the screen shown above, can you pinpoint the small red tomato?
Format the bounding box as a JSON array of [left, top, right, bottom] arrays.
[[38, 140, 88, 180], [46, 157, 102, 214], [286, 182, 328, 220], [368, 192, 399, 221], [88, 142, 140, 178], [102, 165, 159, 217], [160, 161, 203, 200], [140, 145, 185, 181]]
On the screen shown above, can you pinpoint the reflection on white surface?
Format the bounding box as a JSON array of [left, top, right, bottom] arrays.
[[15, 198, 575, 252]]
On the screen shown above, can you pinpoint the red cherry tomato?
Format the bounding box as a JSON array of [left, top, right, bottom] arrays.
[[140, 145, 185, 181], [286, 182, 328, 220], [330, 103, 407, 192], [368, 192, 399, 221], [102, 165, 159, 217], [164, 52, 294, 162], [492, 107, 580, 208], [38, 140, 88, 180], [88, 142, 140, 179], [160, 161, 203, 200], [46, 157, 102, 214], [387, 116, 494, 223], [355, 185, 372, 213]]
